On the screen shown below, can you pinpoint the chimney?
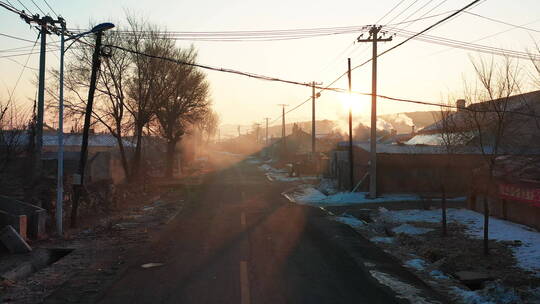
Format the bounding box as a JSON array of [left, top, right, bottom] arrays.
[[411, 125, 415, 135], [456, 99, 466, 112]]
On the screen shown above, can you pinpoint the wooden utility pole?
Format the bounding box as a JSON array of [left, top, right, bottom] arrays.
[[347, 58, 354, 191], [264, 117, 270, 145], [254, 123, 261, 143], [310, 81, 322, 155], [71, 30, 105, 227], [358, 25, 392, 198], [20, 15, 59, 180], [278, 104, 288, 156]]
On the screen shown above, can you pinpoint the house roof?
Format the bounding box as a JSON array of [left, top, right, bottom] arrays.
[[421, 90, 540, 134], [1, 131, 135, 148], [493, 155, 540, 183], [338, 141, 483, 154], [43, 133, 135, 147]]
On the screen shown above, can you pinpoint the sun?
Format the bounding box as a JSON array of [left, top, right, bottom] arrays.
[[340, 94, 369, 114]]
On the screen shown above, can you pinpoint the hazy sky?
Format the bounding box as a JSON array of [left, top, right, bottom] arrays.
[[1, 0, 540, 131]]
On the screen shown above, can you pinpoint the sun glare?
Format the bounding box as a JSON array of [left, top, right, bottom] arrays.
[[340, 94, 369, 114]]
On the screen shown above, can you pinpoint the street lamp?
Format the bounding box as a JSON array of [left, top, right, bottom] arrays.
[[56, 21, 115, 236]]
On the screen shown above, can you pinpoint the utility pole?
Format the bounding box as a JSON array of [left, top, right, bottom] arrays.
[[71, 24, 114, 227], [254, 123, 261, 144], [348, 58, 354, 191], [278, 104, 288, 157], [20, 15, 58, 182], [310, 81, 322, 155], [264, 117, 270, 145], [36, 20, 49, 158], [56, 18, 66, 236], [358, 25, 392, 199]]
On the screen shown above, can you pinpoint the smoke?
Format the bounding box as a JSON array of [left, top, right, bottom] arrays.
[[376, 119, 394, 131], [392, 113, 414, 126]]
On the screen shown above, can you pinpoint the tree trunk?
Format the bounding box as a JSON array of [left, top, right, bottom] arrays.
[[131, 124, 144, 181], [441, 185, 447, 237], [71, 185, 82, 228], [165, 139, 177, 178], [483, 195, 490, 256], [117, 136, 130, 182]]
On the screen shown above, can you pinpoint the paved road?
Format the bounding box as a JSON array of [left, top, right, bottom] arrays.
[[95, 155, 400, 304]]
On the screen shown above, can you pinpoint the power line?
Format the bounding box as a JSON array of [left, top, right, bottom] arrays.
[[0, 0, 26, 15], [41, 0, 58, 17], [376, 0, 407, 25], [271, 0, 485, 122], [5, 56, 39, 70], [384, 0, 421, 26], [400, 0, 437, 25], [387, 26, 540, 60], [29, 0, 46, 15], [0, 48, 57, 58], [373, 0, 483, 63], [5, 34, 39, 105], [15, 0, 32, 14], [106, 44, 316, 88], [395, 0, 449, 29], [0, 32, 36, 43], [461, 11, 540, 33]]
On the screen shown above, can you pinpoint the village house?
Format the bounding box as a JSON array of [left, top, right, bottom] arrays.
[[330, 90, 540, 229]]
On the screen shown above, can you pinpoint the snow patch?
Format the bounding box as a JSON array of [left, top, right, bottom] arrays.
[[449, 282, 521, 304], [334, 214, 365, 228], [290, 186, 428, 206], [429, 270, 449, 280], [369, 270, 438, 304], [371, 236, 395, 244], [393, 224, 434, 235], [380, 208, 540, 274], [405, 258, 427, 271], [259, 164, 317, 182], [317, 178, 338, 195]]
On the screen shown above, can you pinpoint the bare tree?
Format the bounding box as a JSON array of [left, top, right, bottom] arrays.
[[152, 45, 210, 178], [198, 110, 220, 145], [124, 16, 173, 181], [0, 96, 31, 193], [462, 56, 524, 255], [49, 24, 133, 180], [436, 98, 475, 237]]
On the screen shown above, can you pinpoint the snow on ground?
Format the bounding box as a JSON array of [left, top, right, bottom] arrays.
[[405, 258, 427, 271], [393, 224, 434, 235], [449, 282, 523, 304], [289, 185, 464, 206], [246, 159, 261, 164], [371, 236, 395, 244], [317, 178, 339, 195], [369, 270, 437, 304], [333, 214, 365, 228], [380, 208, 540, 274], [216, 151, 243, 157], [429, 270, 449, 280], [258, 164, 318, 182]]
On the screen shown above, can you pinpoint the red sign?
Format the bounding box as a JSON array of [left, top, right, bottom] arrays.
[[499, 183, 540, 206]]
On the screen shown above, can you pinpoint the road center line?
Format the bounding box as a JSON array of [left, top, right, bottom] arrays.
[[241, 212, 246, 228], [240, 261, 251, 304]]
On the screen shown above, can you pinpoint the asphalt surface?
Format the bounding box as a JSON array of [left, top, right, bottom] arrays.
[[93, 154, 402, 304]]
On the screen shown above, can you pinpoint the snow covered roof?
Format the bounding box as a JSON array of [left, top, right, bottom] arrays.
[[421, 90, 540, 134], [405, 132, 475, 146], [43, 133, 135, 147], [0, 131, 135, 148], [338, 141, 482, 154]]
